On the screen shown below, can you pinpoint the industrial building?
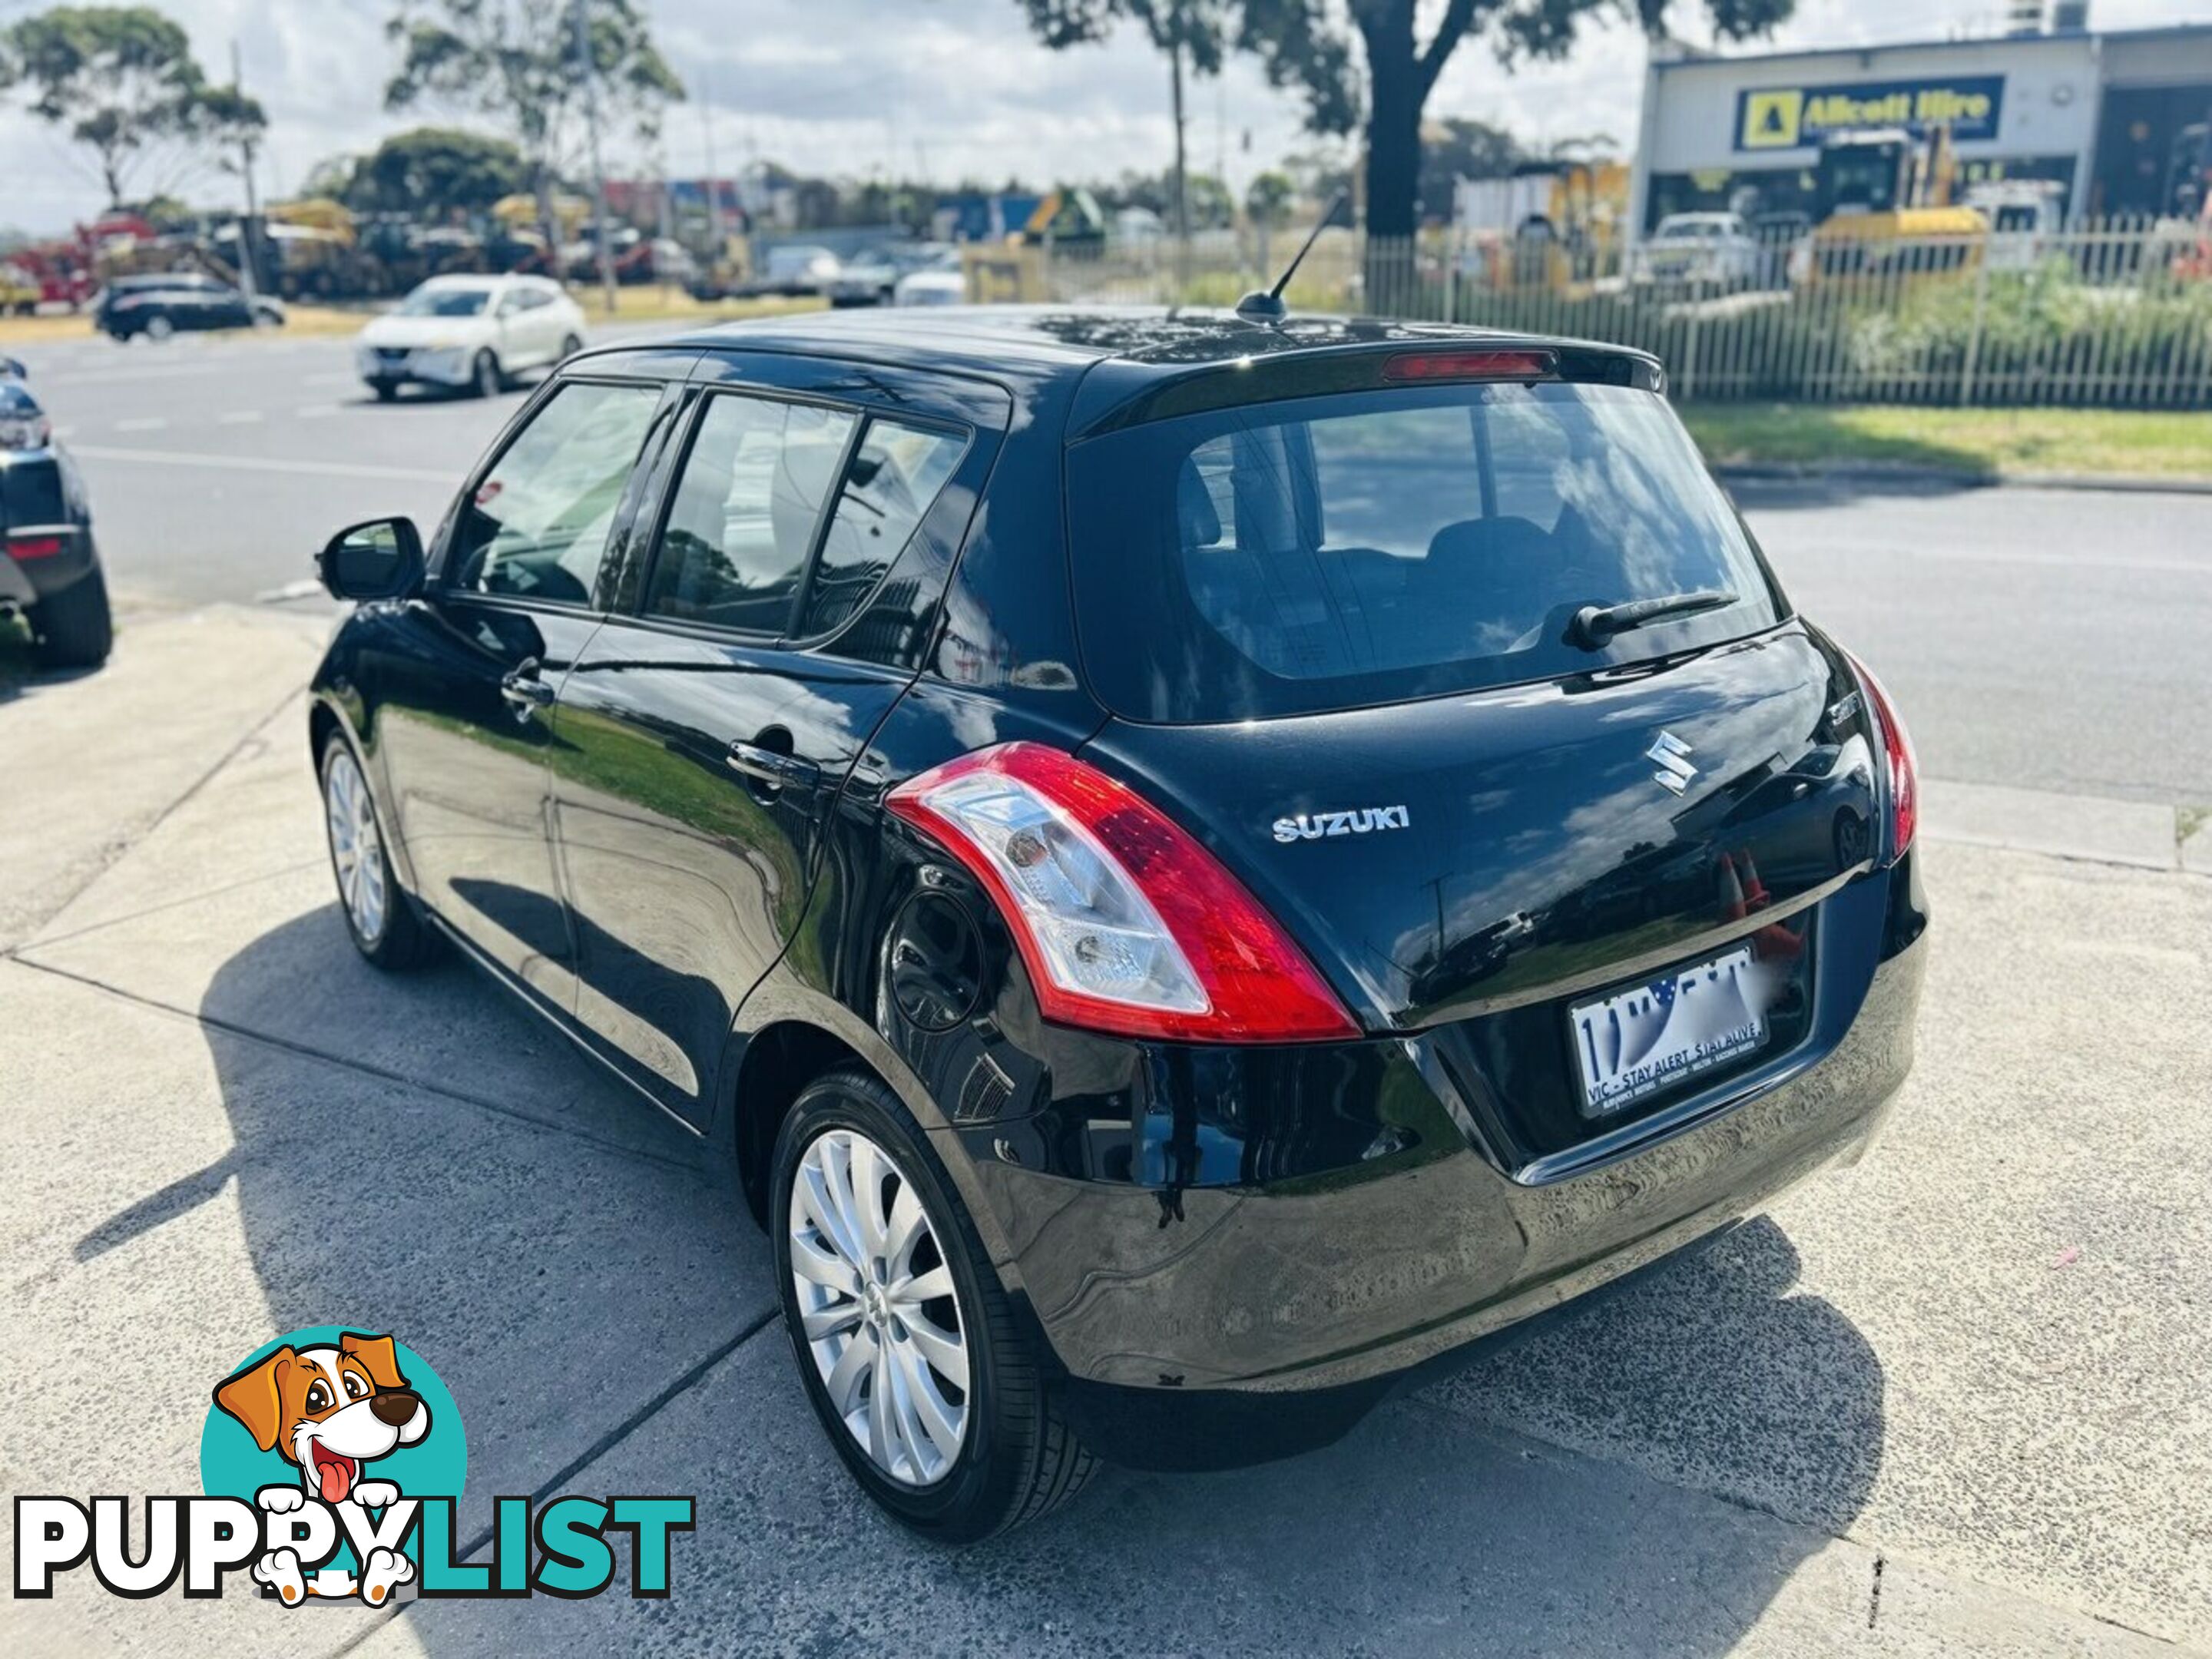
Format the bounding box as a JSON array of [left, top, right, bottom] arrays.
[[1626, 12, 2212, 230]]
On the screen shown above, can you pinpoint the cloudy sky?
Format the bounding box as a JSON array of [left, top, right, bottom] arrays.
[[0, 0, 2194, 233]]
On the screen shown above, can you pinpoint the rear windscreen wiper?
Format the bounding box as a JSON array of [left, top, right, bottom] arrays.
[[1568, 589, 1737, 649]]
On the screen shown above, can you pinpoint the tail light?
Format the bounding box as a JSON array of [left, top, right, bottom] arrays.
[[0, 412, 50, 450], [7, 533, 65, 560], [1847, 652, 1917, 860], [1382, 348, 1555, 382], [886, 742, 1359, 1043]]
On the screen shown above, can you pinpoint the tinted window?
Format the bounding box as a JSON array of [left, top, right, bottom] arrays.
[[400, 286, 492, 316], [1066, 381, 1781, 724], [447, 380, 661, 606], [799, 419, 965, 637], [647, 394, 856, 633]]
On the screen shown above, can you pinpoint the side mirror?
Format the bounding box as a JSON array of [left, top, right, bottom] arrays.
[[317, 516, 424, 601], [0, 356, 27, 380]]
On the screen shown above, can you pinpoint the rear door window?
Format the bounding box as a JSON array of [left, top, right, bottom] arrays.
[[1065, 380, 1782, 723], [646, 394, 856, 633]]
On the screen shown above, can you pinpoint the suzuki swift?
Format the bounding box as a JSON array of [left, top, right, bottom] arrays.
[[306, 306, 1927, 1541]]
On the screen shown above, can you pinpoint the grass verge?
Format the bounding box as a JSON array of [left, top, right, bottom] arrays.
[[1681, 403, 2212, 483], [0, 290, 824, 347]]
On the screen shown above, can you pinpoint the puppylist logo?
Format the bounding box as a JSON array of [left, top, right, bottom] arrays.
[[13, 1326, 694, 1604]]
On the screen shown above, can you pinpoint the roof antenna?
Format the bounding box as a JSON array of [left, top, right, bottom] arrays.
[[1235, 190, 1347, 325]]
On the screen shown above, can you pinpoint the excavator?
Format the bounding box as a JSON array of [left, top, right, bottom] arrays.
[[1795, 123, 1987, 287]]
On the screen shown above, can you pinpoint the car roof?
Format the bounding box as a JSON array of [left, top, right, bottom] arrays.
[[653, 303, 1652, 381]]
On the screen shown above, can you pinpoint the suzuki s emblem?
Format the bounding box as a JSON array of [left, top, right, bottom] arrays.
[[1647, 730, 1697, 796]]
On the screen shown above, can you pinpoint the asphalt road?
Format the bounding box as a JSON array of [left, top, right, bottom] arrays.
[[15, 325, 2212, 806]]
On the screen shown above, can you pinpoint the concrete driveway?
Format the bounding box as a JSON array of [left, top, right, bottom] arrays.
[[2, 606, 2206, 1657]]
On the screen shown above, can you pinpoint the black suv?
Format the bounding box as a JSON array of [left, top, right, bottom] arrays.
[[307, 307, 1927, 1540]]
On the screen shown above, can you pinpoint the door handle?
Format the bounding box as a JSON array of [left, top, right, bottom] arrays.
[[499, 661, 555, 710], [726, 741, 820, 790]]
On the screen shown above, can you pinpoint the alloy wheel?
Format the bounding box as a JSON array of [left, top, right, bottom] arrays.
[[323, 748, 388, 947], [787, 1127, 970, 1486]]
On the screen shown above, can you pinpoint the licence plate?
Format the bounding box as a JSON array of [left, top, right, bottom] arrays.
[[1569, 945, 1771, 1115]]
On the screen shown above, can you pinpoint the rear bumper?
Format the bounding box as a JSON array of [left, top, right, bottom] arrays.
[[0, 528, 96, 605], [959, 871, 1925, 1470]]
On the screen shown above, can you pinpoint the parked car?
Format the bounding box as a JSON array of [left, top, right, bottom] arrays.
[[892, 257, 965, 306], [354, 274, 587, 401], [754, 243, 841, 296], [96, 272, 286, 341], [306, 306, 1927, 1542], [826, 243, 957, 307], [1630, 212, 1764, 292], [0, 362, 111, 667]]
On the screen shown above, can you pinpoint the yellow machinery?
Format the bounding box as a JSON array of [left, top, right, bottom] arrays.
[[1800, 124, 1987, 286]]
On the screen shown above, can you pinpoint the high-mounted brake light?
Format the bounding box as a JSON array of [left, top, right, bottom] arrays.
[[886, 743, 1359, 1043], [1382, 348, 1555, 383], [1847, 652, 1917, 860]]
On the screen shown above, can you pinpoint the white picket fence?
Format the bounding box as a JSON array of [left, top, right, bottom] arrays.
[[1028, 219, 2212, 409]]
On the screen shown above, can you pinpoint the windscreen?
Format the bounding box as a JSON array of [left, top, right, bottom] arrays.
[[400, 287, 491, 317], [1066, 380, 1782, 724]]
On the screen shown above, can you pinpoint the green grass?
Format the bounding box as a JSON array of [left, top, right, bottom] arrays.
[[1681, 404, 2212, 482]]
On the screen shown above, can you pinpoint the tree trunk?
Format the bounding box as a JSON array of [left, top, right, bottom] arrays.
[[1359, 0, 1423, 310]]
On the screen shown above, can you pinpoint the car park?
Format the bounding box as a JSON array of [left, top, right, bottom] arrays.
[[354, 274, 588, 401], [305, 305, 1927, 1542], [0, 360, 111, 667], [95, 272, 286, 341]]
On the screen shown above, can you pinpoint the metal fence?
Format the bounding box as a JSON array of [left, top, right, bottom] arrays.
[[1028, 218, 2212, 409]]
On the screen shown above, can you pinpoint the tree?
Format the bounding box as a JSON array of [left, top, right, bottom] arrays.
[[384, 0, 684, 240], [1418, 116, 1522, 220], [0, 5, 204, 204], [1014, 1, 1233, 245], [1244, 169, 1296, 227], [1018, 1, 1791, 243], [313, 127, 529, 218]]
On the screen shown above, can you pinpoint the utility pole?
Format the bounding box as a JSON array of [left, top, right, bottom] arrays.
[[1169, 27, 1190, 286], [700, 74, 727, 250], [230, 38, 260, 299], [573, 0, 618, 314]]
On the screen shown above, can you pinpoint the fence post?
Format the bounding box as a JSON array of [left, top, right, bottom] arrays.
[[1680, 278, 1702, 405], [1958, 249, 1991, 407]]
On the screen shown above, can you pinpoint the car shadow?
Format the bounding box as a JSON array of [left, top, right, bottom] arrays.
[[88, 898, 1883, 1645], [0, 623, 103, 707]]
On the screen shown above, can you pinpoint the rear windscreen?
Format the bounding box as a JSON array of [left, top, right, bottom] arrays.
[[1065, 381, 1782, 724]]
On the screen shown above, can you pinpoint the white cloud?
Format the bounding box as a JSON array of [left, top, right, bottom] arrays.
[[0, 0, 2199, 233]]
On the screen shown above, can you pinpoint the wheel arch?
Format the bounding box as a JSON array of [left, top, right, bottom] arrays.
[[718, 979, 1022, 1293]]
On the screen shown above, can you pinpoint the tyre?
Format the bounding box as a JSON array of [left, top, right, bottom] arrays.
[[472, 349, 502, 399], [28, 565, 112, 669], [557, 333, 582, 362], [319, 733, 435, 970], [144, 313, 174, 342], [772, 1067, 1098, 1541], [370, 380, 399, 403]]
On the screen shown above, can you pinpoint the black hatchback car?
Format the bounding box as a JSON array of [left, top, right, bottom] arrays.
[[307, 307, 1926, 1540], [97, 272, 284, 341]]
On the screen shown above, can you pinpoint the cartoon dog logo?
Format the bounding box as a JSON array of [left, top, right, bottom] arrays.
[[211, 1331, 428, 1605]]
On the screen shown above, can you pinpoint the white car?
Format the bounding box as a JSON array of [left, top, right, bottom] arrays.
[[892, 265, 966, 306], [1631, 213, 1763, 292], [356, 275, 587, 401]]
